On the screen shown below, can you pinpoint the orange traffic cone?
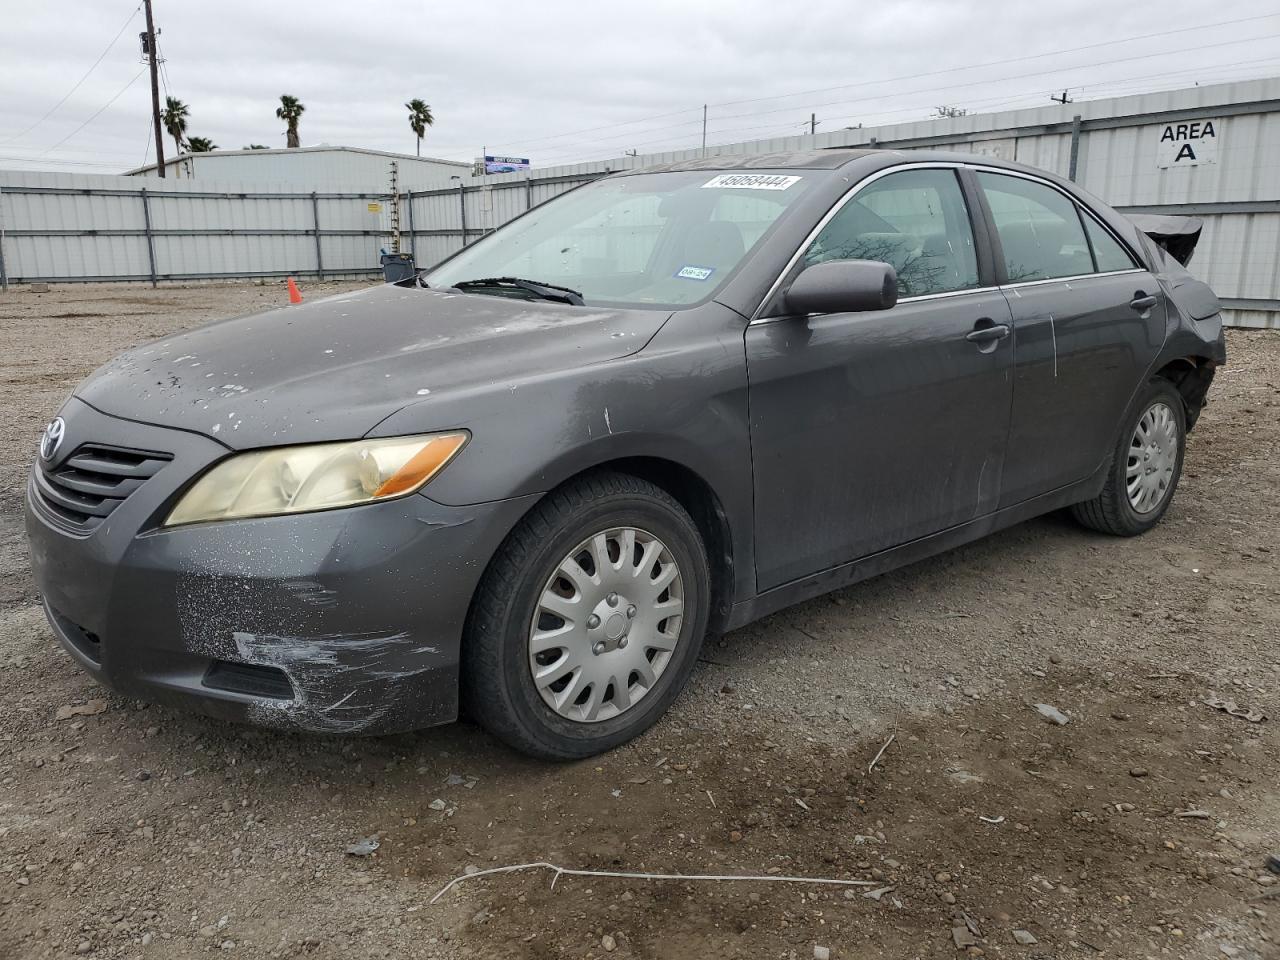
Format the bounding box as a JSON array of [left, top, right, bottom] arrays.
[[287, 276, 303, 304]]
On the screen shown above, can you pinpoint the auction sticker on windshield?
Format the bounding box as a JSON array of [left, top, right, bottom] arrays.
[[702, 174, 802, 190], [675, 265, 715, 281]]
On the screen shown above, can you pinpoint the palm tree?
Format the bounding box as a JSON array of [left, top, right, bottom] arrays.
[[405, 99, 434, 156], [161, 96, 189, 171], [276, 95, 305, 148], [186, 137, 217, 153]]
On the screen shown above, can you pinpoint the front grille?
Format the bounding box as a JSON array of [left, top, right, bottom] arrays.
[[35, 443, 171, 533]]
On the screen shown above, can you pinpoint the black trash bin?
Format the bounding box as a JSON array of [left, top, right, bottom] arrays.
[[380, 252, 417, 283]]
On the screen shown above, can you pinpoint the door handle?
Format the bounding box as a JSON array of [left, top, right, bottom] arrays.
[[965, 321, 1011, 344], [1130, 292, 1158, 311]]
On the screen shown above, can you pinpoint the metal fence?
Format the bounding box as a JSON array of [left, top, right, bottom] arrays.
[[0, 176, 404, 285], [2, 76, 1278, 327], [0, 172, 613, 288]]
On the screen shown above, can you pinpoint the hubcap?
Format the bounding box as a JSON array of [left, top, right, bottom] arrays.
[[1126, 401, 1178, 514], [529, 526, 684, 723]]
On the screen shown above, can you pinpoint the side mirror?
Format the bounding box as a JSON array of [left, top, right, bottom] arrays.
[[783, 259, 898, 315]]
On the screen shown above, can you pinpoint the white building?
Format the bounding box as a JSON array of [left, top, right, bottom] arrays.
[[126, 145, 469, 190]]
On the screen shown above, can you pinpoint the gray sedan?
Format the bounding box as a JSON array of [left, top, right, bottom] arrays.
[[26, 149, 1225, 758]]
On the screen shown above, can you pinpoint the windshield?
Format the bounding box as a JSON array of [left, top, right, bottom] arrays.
[[424, 170, 815, 309]]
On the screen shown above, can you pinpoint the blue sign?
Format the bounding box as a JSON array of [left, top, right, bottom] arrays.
[[484, 155, 531, 174]]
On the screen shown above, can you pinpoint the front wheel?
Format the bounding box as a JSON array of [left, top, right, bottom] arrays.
[[1071, 378, 1186, 536], [462, 472, 710, 760]]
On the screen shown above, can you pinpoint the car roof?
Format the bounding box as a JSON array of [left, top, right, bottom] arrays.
[[625, 149, 878, 174], [624, 148, 1053, 179]]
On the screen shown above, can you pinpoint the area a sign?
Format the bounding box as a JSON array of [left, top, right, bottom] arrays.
[[1156, 119, 1219, 168]]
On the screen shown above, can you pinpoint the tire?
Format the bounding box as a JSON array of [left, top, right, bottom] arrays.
[[1070, 378, 1186, 536], [462, 471, 710, 760]]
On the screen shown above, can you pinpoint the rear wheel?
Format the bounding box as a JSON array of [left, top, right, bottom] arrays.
[[463, 472, 710, 760], [1071, 378, 1186, 536]]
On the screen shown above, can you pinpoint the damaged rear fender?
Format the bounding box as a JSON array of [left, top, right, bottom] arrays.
[[1153, 355, 1218, 431]]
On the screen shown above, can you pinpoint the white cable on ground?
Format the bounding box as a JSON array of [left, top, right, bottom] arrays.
[[428, 861, 879, 905]]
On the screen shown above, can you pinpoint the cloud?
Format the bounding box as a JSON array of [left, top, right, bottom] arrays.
[[0, 0, 1274, 173]]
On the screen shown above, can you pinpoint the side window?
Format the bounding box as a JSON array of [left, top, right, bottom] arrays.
[[977, 172, 1092, 282], [1081, 212, 1139, 272], [802, 169, 979, 298]]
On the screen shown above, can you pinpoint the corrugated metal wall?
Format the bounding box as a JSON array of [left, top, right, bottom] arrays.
[[2, 77, 1277, 327], [0, 170, 402, 282]]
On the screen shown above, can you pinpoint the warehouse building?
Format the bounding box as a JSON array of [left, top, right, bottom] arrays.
[[125, 145, 470, 190]]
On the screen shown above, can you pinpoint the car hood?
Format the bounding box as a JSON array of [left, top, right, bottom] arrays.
[[76, 284, 669, 448]]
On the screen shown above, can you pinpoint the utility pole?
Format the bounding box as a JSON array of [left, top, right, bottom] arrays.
[[142, 0, 165, 177], [389, 161, 400, 255], [701, 104, 707, 154], [810, 113, 817, 135], [1051, 89, 1073, 104]]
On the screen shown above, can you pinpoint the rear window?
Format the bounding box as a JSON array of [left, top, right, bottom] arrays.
[[1082, 214, 1139, 273], [977, 172, 1093, 282]]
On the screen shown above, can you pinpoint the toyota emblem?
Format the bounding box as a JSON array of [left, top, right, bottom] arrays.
[[39, 417, 65, 462]]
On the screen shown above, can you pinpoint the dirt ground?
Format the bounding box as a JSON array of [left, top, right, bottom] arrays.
[[0, 282, 1277, 960]]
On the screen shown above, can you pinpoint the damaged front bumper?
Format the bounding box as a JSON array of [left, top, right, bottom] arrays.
[[25, 398, 537, 735]]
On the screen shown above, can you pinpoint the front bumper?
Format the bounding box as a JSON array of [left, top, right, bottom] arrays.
[[25, 398, 537, 735]]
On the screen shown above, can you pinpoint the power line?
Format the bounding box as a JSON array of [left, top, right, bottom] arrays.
[[156, 36, 175, 101], [600, 58, 1280, 165], [0, 154, 136, 168], [0, 2, 141, 145], [709, 12, 1279, 110], [530, 32, 1280, 163], [142, 112, 154, 167], [693, 32, 1280, 131], [487, 12, 1279, 154], [40, 67, 148, 154], [532, 57, 1280, 166], [0, 142, 155, 159], [814, 57, 1280, 129]]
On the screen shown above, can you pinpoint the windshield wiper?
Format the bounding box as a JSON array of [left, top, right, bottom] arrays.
[[451, 276, 585, 306]]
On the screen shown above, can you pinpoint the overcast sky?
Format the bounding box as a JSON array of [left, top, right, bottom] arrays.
[[1, 1, 1277, 174]]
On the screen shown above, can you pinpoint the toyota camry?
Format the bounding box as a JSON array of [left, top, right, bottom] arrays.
[[26, 149, 1226, 758]]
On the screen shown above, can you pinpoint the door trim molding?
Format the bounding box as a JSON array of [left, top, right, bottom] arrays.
[[999, 267, 1147, 292], [748, 283, 1004, 326]]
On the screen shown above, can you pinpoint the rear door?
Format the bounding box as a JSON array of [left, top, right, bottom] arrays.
[[745, 166, 1014, 591], [972, 170, 1165, 507]]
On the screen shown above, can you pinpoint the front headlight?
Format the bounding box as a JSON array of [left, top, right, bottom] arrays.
[[164, 432, 468, 526]]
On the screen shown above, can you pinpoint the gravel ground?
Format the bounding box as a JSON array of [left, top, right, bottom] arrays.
[[1, 282, 1277, 960]]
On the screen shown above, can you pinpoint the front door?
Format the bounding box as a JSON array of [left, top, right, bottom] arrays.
[[746, 167, 1015, 592]]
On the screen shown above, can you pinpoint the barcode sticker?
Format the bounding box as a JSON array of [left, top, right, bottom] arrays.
[[701, 174, 802, 191]]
